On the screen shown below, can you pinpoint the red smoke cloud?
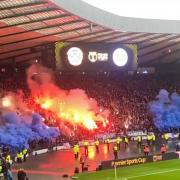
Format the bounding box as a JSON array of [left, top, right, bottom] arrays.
[[26, 64, 110, 135]]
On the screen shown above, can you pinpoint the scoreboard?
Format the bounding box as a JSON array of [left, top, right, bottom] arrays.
[[55, 42, 138, 71]]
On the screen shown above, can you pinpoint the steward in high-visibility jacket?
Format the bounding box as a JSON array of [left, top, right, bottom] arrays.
[[17, 151, 23, 163], [164, 133, 169, 142], [6, 154, 12, 168], [105, 138, 110, 150], [136, 136, 142, 147], [124, 137, 129, 148], [84, 141, 89, 147], [113, 145, 118, 160], [95, 140, 100, 153], [0, 165, 3, 177], [83, 141, 89, 156], [73, 144, 79, 159], [22, 148, 28, 162], [116, 137, 122, 150], [146, 135, 152, 146], [152, 133, 156, 145]]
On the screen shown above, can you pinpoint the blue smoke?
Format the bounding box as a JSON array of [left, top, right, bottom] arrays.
[[0, 112, 59, 149], [149, 89, 180, 131]]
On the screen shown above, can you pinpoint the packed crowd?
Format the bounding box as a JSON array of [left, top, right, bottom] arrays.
[[57, 72, 180, 134], [0, 69, 179, 178], [1, 71, 180, 134]]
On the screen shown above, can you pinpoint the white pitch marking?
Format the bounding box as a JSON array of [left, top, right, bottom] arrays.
[[118, 168, 180, 179]]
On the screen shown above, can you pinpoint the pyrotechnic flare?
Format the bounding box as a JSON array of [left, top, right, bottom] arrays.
[[26, 64, 110, 132], [0, 63, 110, 148]]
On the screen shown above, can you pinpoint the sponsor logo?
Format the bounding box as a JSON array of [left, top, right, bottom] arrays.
[[88, 52, 108, 62], [111, 157, 146, 167], [153, 155, 162, 162]]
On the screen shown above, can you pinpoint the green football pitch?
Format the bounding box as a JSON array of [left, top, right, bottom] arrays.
[[77, 159, 180, 180]]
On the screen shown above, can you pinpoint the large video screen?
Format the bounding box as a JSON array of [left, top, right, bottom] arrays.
[[56, 42, 137, 71]]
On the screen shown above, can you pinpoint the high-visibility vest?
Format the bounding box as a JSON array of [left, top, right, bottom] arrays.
[[23, 149, 27, 155], [76, 145, 79, 152], [77, 145, 79, 151], [17, 152, 23, 158], [116, 137, 122, 144], [125, 137, 128, 143], [84, 141, 88, 146], [6, 154, 12, 164], [73, 145, 79, 154], [113, 146, 118, 151], [95, 140, 99, 146], [73, 146, 76, 154], [106, 139, 110, 143], [164, 134, 169, 140], [6, 155, 11, 162], [137, 136, 141, 142], [147, 135, 152, 141], [152, 134, 156, 141]]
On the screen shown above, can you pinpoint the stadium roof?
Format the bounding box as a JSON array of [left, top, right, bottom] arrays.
[[0, 0, 180, 66]]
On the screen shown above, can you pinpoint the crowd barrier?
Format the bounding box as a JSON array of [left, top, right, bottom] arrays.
[[31, 131, 180, 156], [32, 143, 71, 155], [32, 148, 49, 155], [100, 152, 179, 170]]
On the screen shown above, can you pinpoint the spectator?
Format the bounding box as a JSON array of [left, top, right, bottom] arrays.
[[17, 168, 28, 180]]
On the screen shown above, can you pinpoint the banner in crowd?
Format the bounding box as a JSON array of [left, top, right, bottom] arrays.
[[127, 130, 147, 137], [96, 133, 116, 140]]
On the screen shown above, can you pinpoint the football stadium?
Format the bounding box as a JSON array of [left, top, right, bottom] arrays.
[[0, 0, 179, 180]]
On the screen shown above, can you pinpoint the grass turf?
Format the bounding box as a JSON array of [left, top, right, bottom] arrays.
[[77, 159, 180, 180]]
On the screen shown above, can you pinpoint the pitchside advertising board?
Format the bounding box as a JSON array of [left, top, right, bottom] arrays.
[[55, 42, 138, 71], [100, 152, 179, 170]]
